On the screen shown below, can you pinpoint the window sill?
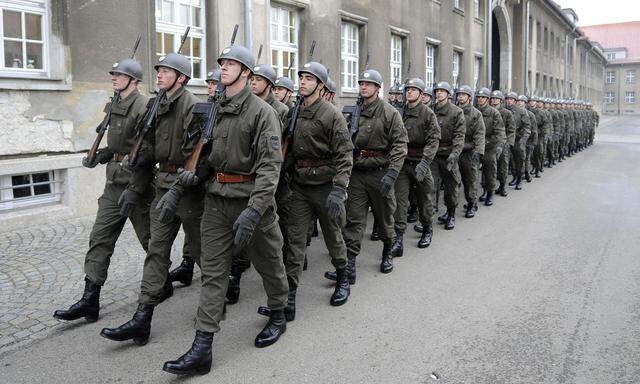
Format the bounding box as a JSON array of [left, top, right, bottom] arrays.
[[453, 8, 465, 17], [0, 76, 72, 91], [474, 17, 484, 25]]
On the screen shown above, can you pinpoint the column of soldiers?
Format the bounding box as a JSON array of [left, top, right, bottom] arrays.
[[53, 40, 598, 376]]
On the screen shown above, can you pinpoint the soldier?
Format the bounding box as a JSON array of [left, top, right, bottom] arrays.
[[476, 87, 505, 206], [505, 91, 530, 190], [432, 81, 466, 229], [322, 77, 338, 106], [162, 44, 289, 376], [545, 99, 559, 167], [274, 76, 296, 108], [520, 95, 538, 182], [99, 52, 204, 345], [456, 85, 485, 218], [588, 102, 598, 145], [389, 77, 440, 255], [333, 68, 407, 278], [53, 59, 152, 323], [490, 90, 515, 197], [563, 100, 575, 157], [422, 86, 433, 105], [252, 64, 289, 122], [279, 60, 354, 321]]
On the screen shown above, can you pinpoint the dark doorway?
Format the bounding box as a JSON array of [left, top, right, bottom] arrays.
[[491, 12, 500, 90]]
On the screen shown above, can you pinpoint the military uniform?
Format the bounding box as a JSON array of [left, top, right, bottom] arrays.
[[495, 102, 516, 193], [477, 100, 506, 201], [506, 97, 531, 187], [523, 100, 538, 180], [458, 100, 485, 215]]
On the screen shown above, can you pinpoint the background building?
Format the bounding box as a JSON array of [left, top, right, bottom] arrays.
[[582, 21, 640, 115], [0, 0, 605, 227]]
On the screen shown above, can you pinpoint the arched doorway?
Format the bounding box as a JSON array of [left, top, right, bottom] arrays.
[[491, 2, 512, 91]]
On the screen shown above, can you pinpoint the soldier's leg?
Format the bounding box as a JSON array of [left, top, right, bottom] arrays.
[[284, 186, 314, 287], [342, 171, 370, 258], [497, 149, 509, 188], [393, 164, 411, 235], [313, 185, 348, 270], [367, 169, 397, 273], [458, 151, 476, 207], [430, 157, 444, 217], [442, 162, 460, 212], [128, 188, 152, 254], [412, 164, 434, 247], [482, 148, 498, 194]]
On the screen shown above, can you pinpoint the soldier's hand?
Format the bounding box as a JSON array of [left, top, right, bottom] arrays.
[[82, 156, 99, 169], [120, 154, 133, 172], [177, 168, 199, 187], [118, 188, 141, 217], [233, 207, 261, 248], [471, 152, 482, 165], [325, 186, 347, 220], [415, 159, 431, 182], [156, 187, 181, 223], [445, 153, 458, 172], [379, 169, 399, 198]]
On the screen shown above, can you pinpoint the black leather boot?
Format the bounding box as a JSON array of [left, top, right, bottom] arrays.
[[389, 231, 403, 258], [444, 209, 455, 230], [534, 169, 541, 178], [168, 258, 194, 286], [437, 211, 448, 224], [53, 277, 101, 322], [370, 221, 380, 241], [324, 255, 356, 285], [495, 183, 508, 197], [380, 242, 393, 274], [330, 268, 350, 306], [283, 282, 297, 322], [255, 309, 286, 348], [484, 190, 494, 206], [163, 330, 214, 376], [479, 189, 487, 202], [407, 205, 418, 223], [515, 177, 522, 190], [225, 270, 242, 305], [465, 204, 477, 218], [524, 171, 532, 183], [417, 225, 433, 248], [100, 303, 154, 345], [413, 223, 423, 233], [508, 176, 517, 186]]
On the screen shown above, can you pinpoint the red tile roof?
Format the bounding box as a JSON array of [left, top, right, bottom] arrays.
[[581, 21, 640, 59]]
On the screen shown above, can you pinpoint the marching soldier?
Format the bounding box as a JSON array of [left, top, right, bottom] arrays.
[[162, 43, 289, 376], [520, 95, 538, 182], [389, 77, 440, 255], [545, 99, 560, 167], [505, 91, 530, 190], [252, 64, 289, 122], [422, 86, 433, 105], [432, 81, 466, 229], [490, 90, 515, 197], [456, 85, 485, 218], [538, 98, 553, 173], [53, 58, 152, 323], [476, 88, 505, 206], [282, 60, 354, 320], [335, 69, 407, 277], [274, 76, 296, 108], [99, 52, 204, 345]]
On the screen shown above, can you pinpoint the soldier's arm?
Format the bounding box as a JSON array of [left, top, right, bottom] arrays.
[[329, 111, 354, 189], [450, 109, 466, 157], [473, 112, 486, 155], [248, 108, 283, 216], [521, 110, 531, 142], [506, 112, 516, 145], [421, 108, 440, 161], [494, 110, 506, 146], [386, 108, 408, 173]]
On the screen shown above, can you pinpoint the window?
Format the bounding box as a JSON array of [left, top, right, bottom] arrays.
[[454, 0, 461, 9], [544, 27, 548, 52], [473, 57, 481, 87], [452, 51, 461, 85], [606, 71, 615, 84], [340, 22, 359, 92], [425, 44, 435, 87], [536, 22, 542, 48], [155, 0, 205, 80], [550, 32, 555, 57], [390, 34, 402, 86], [625, 91, 635, 103], [605, 92, 615, 103], [606, 52, 616, 60], [0, 171, 62, 211], [474, 0, 480, 18], [270, 5, 298, 82], [0, 1, 47, 75], [626, 70, 636, 84]]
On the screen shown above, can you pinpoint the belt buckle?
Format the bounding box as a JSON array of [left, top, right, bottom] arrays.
[[216, 172, 223, 182]]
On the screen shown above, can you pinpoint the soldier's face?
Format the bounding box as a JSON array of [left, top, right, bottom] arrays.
[[389, 94, 396, 102], [111, 73, 131, 91], [406, 87, 421, 103], [274, 87, 289, 102], [156, 67, 178, 90], [506, 98, 515, 106], [435, 89, 448, 102], [423, 94, 432, 104], [219, 59, 246, 85], [359, 81, 378, 98], [490, 98, 501, 107], [457, 93, 470, 105], [517, 100, 526, 107], [477, 96, 488, 106], [206, 80, 217, 96], [528, 100, 536, 108], [250, 75, 270, 96], [298, 73, 321, 97]]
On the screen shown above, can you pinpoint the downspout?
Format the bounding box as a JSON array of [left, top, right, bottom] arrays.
[[244, 0, 253, 52], [487, 0, 492, 89], [525, 0, 530, 95]]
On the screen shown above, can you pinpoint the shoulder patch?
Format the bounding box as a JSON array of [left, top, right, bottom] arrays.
[[270, 136, 281, 150]]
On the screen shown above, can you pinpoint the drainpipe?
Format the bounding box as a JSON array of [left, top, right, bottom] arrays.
[[525, 0, 530, 95], [487, 0, 492, 89], [244, 0, 253, 52]]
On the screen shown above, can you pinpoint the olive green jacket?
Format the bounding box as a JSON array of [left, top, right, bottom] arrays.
[[434, 100, 466, 157], [478, 103, 506, 151], [402, 102, 440, 162], [497, 105, 516, 146], [507, 104, 531, 146], [460, 103, 486, 155]]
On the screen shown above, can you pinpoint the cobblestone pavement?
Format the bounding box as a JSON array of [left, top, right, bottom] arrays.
[[0, 215, 186, 353]]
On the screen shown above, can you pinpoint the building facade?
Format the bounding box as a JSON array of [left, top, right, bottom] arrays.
[[0, 0, 605, 227]]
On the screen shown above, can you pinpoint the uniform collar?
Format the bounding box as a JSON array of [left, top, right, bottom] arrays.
[[435, 100, 451, 115], [220, 85, 252, 114], [299, 96, 323, 118], [360, 97, 382, 117], [405, 102, 422, 117], [162, 86, 186, 105]]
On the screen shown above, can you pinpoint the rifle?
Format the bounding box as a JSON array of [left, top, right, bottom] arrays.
[[183, 25, 239, 172], [256, 43, 263, 63], [402, 61, 412, 118], [128, 26, 190, 166], [342, 48, 370, 143], [281, 40, 315, 159], [86, 34, 141, 164]]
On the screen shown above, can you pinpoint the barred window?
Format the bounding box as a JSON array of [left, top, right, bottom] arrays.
[[340, 22, 359, 92], [0, 171, 63, 211]]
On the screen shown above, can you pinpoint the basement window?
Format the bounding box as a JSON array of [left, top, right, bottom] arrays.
[[0, 170, 63, 211]]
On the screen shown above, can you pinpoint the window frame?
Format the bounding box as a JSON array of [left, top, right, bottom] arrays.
[[604, 92, 615, 104], [473, 56, 481, 88], [625, 70, 635, 84], [0, 170, 62, 211], [454, 0, 461, 10], [154, 0, 206, 81], [606, 71, 615, 84], [390, 34, 402, 86], [0, 0, 49, 78], [340, 21, 359, 93], [452, 51, 461, 86], [625, 91, 635, 104], [270, 4, 298, 84], [425, 43, 435, 87]]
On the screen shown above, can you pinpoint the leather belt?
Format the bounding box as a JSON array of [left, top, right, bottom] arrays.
[[358, 149, 386, 158], [159, 163, 179, 173], [114, 153, 126, 162], [296, 159, 332, 167], [216, 172, 256, 183], [407, 147, 423, 157]]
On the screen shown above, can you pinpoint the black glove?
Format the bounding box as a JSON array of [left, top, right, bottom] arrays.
[[120, 151, 151, 172], [82, 150, 112, 168], [415, 159, 431, 182], [177, 168, 199, 187], [233, 207, 261, 248], [471, 152, 482, 165], [325, 186, 347, 220], [118, 189, 141, 217], [445, 153, 458, 171], [156, 187, 182, 223], [379, 169, 399, 197]]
